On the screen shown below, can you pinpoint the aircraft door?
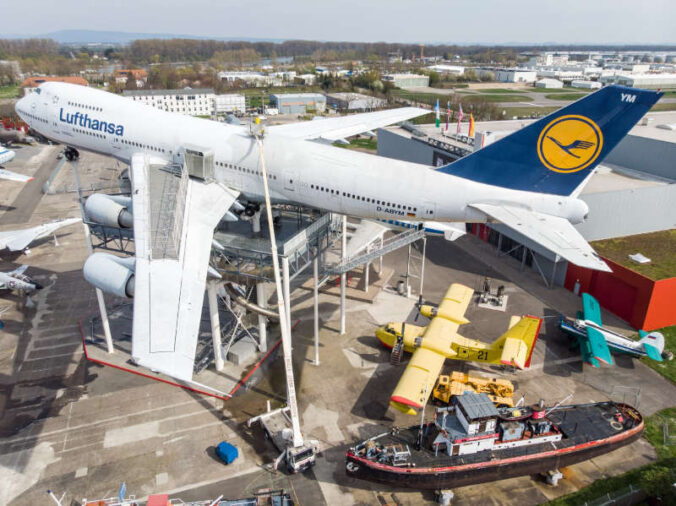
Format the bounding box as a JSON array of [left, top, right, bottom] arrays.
[[422, 201, 436, 219], [283, 171, 298, 191]]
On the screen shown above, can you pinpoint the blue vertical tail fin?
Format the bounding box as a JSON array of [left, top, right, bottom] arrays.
[[438, 85, 662, 196]]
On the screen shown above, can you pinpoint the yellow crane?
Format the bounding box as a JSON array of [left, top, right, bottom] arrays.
[[433, 371, 515, 407]]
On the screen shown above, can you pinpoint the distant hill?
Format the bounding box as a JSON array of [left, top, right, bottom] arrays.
[[1, 29, 284, 45]]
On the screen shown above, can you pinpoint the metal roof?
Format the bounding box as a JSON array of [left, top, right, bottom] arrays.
[[123, 88, 215, 97], [456, 392, 499, 420]]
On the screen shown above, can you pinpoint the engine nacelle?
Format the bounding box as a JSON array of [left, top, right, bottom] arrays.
[[85, 193, 133, 229], [83, 252, 135, 298]]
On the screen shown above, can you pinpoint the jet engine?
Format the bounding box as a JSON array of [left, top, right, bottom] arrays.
[[83, 252, 135, 298], [84, 194, 133, 228]]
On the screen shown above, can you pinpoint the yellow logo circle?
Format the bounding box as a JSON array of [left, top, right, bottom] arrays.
[[537, 115, 603, 173]]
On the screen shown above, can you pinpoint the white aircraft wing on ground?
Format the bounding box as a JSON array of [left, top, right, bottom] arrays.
[[0, 218, 81, 251], [267, 107, 429, 142], [129, 154, 240, 382], [470, 203, 611, 272], [0, 168, 33, 183]]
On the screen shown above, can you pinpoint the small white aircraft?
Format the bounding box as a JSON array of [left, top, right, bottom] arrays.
[[15, 82, 661, 382], [0, 218, 81, 252], [0, 265, 43, 293], [0, 146, 32, 182]]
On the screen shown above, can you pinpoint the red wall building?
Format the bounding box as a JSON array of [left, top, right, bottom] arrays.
[[565, 259, 676, 331]]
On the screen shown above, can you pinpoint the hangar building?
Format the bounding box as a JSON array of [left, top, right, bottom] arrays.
[[270, 93, 326, 114]]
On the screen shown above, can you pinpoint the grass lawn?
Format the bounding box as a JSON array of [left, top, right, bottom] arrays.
[[464, 94, 531, 103], [549, 408, 676, 505], [591, 230, 676, 281], [474, 88, 528, 94], [333, 137, 377, 151], [529, 87, 592, 94], [544, 93, 587, 101], [0, 84, 20, 99], [650, 102, 676, 112], [501, 106, 559, 118], [640, 326, 676, 383]]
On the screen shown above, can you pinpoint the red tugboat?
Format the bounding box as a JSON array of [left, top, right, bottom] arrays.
[[345, 392, 643, 489]]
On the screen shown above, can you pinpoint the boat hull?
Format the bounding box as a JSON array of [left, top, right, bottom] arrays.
[[346, 418, 643, 490]]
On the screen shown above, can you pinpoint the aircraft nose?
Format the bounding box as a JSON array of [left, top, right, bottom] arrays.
[[15, 95, 28, 117]]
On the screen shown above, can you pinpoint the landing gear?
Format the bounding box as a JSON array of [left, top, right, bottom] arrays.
[[64, 147, 79, 162], [242, 202, 261, 217]]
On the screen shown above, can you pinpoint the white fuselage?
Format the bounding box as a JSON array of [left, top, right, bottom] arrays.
[[15, 83, 588, 225], [0, 147, 15, 165]]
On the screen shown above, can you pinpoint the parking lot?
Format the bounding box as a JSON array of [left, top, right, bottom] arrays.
[[1, 144, 674, 505]]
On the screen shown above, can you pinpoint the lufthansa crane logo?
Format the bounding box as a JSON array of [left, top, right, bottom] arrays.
[[537, 115, 603, 173]]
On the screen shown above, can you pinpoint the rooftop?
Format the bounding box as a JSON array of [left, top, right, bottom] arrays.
[[592, 229, 676, 280], [457, 392, 499, 420], [22, 76, 89, 87], [122, 88, 215, 97]]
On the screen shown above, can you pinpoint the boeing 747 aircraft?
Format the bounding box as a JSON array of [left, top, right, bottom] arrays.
[[14, 83, 661, 381]]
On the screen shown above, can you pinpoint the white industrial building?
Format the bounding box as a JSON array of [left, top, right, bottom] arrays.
[[426, 64, 465, 75], [217, 71, 282, 87], [326, 92, 386, 111], [382, 73, 430, 88], [493, 69, 537, 83], [122, 88, 215, 116], [294, 74, 317, 85], [571, 80, 602, 90], [270, 93, 326, 114], [608, 73, 676, 89], [213, 94, 246, 114], [534, 78, 564, 89]]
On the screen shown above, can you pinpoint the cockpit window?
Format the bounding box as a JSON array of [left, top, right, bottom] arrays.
[[35, 87, 41, 95]]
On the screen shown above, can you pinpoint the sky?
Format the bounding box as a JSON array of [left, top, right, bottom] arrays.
[[4, 0, 675, 45]]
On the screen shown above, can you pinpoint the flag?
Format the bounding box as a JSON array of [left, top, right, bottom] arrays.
[[434, 99, 440, 128], [118, 482, 126, 501], [456, 103, 464, 134], [445, 101, 450, 131], [469, 113, 475, 137]]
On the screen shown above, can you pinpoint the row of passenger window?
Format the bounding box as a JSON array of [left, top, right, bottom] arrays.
[[68, 100, 102, 112], [215, 160, 277, 180], [118, 138, 165, 153], [74, 127, 105, 139], [309, 184, 416, 212], [19, 109, 48, 125]]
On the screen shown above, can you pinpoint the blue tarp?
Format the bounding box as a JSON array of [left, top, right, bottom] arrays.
[[216, 442, 239, 464]]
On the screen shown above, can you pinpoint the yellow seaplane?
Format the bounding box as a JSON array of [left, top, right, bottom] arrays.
[[376, 283, 542, 415]]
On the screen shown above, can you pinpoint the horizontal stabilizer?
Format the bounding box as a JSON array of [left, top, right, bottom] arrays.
[[470, 203, 611, 272], [497, 316, 541, 369], [643, 343, 663, 362]]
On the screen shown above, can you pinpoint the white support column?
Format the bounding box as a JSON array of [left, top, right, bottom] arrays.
[[378, 236, 384, 274], [419, 237, 427, 296], [256, 282, 268, 353], [207, 281, 224, 371], [252, 209, 261, 234], [313, 256, 320, 366], [340, 215, 347, 335], [72, 159, 114, 354], [364, 261, 370, 293], [405, 243, 412, 296], [282, 256, 291, 335]]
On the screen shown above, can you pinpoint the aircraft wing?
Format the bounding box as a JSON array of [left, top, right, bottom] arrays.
[[498, 316, 541, 369], [585, 326, 614, 366], [435, 283, 474, 325], [129, 154, 239, 382], [267, 107, 429, 142], [0, 168, 33, 183], [390, 347, 446, 415], [470, 203, 611, 272], [346, 219, 388, 258], [582, 293, 603, 326], [0, 218, 81, 251]]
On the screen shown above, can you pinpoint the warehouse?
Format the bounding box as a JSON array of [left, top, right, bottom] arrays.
[[382, 73, 430, 88], [213, 94, 246, 114], [270, 93, 326, 114], [534, 78, 564, 89], [571, 80, 602, 89], [123, 88, 215, 116], [494, 69, 537, 83], [377, 112, 676, 329], [326, 92, 386, 111]]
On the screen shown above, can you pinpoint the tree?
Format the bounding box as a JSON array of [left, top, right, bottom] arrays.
[[428, 71, 441, 87]]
